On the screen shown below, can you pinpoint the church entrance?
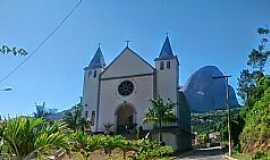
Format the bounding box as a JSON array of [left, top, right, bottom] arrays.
[[115, 103, 137, 133]]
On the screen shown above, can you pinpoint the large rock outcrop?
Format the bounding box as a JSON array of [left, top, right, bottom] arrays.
[[182, 66, 239, 112]]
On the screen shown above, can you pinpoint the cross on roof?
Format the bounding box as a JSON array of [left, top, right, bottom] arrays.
[[125, 40, 131, 48]]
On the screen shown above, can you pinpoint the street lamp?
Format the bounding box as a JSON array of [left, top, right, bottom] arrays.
[[212, 75, 232, 156]]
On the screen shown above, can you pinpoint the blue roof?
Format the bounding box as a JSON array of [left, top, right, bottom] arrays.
[[157, 36, 175, 60], [88, 47, 106, 69]]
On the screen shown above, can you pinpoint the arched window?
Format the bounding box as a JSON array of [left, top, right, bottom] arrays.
[[91, 111, 96, 126], [85, 110, 89, 118], [160, 61, 164, 70], [93, 70, 97, 78], [166, 61, 170, 69]]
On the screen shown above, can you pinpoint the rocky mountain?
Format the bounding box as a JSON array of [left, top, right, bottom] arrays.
[[182, 66, 239, 112]]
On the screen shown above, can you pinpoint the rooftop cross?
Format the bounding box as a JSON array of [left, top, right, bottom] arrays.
[[125, 40, 131, 48]]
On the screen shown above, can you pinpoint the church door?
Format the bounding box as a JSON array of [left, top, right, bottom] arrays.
[[115, 103, 136, 133]]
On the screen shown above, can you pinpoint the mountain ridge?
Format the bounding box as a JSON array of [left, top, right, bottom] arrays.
[[182, 65, 239, 112]]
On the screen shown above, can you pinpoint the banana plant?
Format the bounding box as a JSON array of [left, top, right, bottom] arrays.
[[0, 117, 68, 160]]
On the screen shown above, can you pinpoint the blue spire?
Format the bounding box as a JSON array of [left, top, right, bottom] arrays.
[[158, 36, 174, 59], [89, 47, 106, 69]]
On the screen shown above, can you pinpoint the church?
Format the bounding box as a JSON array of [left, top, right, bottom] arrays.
[[82, 36, 192, 151]]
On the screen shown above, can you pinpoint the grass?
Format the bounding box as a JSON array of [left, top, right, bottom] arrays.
[[232, 152, 253, 160], [232, 151, 270, 160]]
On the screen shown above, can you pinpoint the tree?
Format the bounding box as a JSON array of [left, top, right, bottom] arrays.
[[238, 27, 270, 105], [235, 27, 270, 156], [237, 70, 256, 105], [240, 77, 270, 153], [0, 117, 68, 159], [63, 103, 88, 132], [143, 97, 176, 143], [247, 27, 270, 73], [33, 102, 58, 119], [34, 102, 48, 118]]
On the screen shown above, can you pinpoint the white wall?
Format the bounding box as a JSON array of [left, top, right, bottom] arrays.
[[102, 48, 153, 78], [97, 75, 154, 132], [162, 132, 178, 150], [155, 58, 179, 117], [82, 68, 103, 131]]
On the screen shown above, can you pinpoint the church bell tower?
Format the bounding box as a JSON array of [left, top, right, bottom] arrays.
[[154, 36, 179, 115], [82, 46, 106, 130]]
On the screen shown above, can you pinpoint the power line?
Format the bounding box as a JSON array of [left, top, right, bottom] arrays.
[[0, 0, 82, 85]]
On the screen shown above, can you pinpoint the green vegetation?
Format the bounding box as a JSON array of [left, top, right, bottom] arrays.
[[239, 77, 270, 153], [196, 133, 209, 145], [192, 108, 244, 145], [237, 27, 270, 155], [63, 103, 89, 133], [233, 151, 270, 160], [144, 96, 177, 143], [230, 27, 270, 159], [0, 117, 174, 160], [0, 45, 28, 56], [34, 102, 58, 118], [192, 27, 270, 159], [0, 117, 68, 159]]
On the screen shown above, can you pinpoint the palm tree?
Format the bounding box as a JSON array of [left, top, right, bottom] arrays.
[[34, 102, 48, 118], [0, 117, 68, 159], [63, 104, 88, 132], [143, 97, 176, 143]]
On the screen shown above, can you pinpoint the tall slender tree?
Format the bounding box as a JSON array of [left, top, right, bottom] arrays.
[[238, 27, 270, 104], [143, 97, 176, 143]]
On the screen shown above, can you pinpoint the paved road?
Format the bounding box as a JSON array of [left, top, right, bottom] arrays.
[[177, 147, 226, 160]]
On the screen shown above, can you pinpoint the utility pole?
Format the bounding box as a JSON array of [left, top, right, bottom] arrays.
[[212, 75, 232, 156]]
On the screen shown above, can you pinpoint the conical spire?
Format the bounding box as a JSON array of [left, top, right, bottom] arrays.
[[89, 46, 106, 69], [158, 36, 174, 59]]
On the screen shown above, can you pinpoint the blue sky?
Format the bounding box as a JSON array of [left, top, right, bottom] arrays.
[[0, 0, 269, 116]]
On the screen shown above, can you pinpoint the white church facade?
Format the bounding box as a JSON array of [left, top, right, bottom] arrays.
[[82, 36, 192, 151]]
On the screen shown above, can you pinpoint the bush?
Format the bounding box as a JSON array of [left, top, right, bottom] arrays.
[[134, 139, 174, 160], [0, 117, 174, 159], [240, 85, 270, 153]]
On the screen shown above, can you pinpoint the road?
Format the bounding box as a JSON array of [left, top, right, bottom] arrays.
[[177, 147, 226, 160]]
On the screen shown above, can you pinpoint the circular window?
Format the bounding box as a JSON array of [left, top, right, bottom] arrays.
[[118, 80, 134, 96]]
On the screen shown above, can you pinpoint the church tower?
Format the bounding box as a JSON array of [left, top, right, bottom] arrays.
[[82, 46, 106, 130], [155, 36, 179, 114]]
